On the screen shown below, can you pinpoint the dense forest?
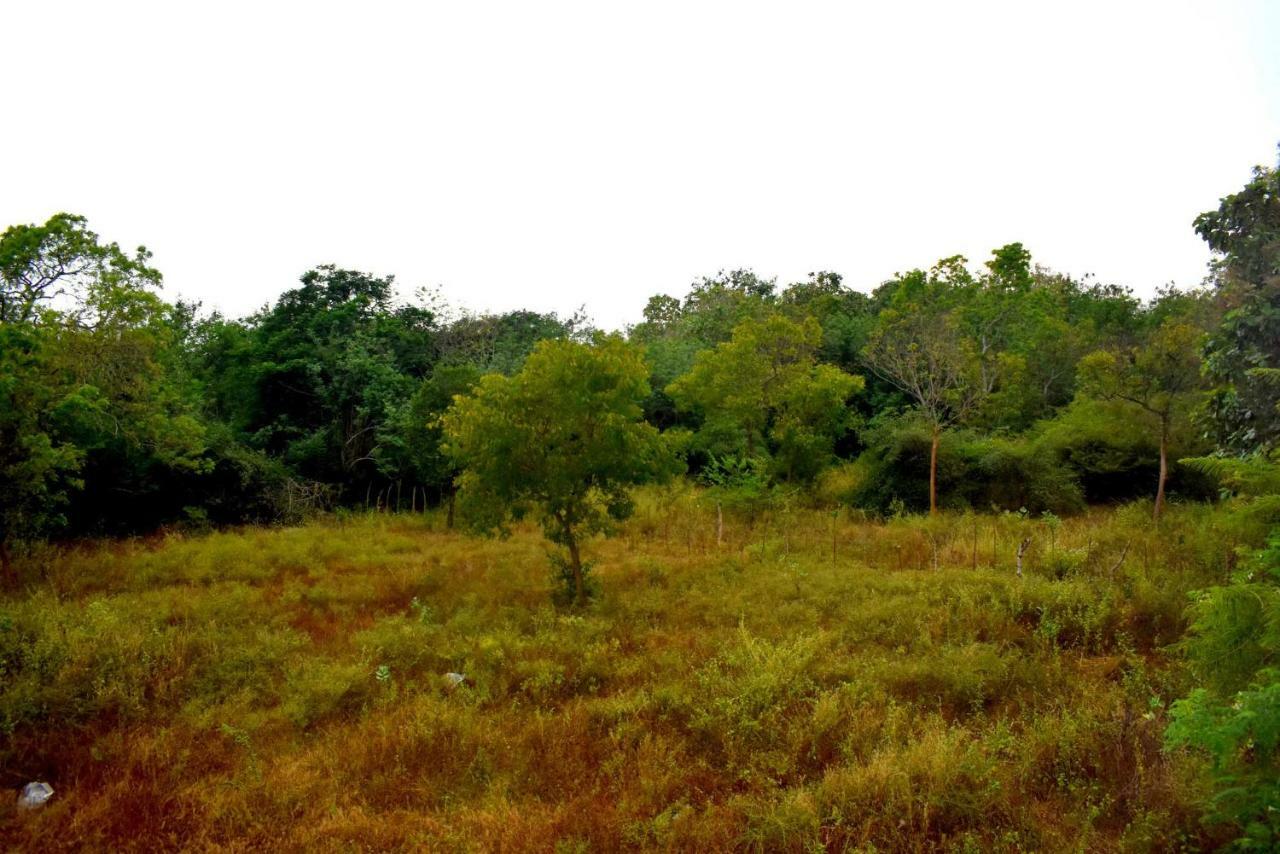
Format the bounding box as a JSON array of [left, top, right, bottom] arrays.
[[2, 187, 1252, 550], [3, 147, 1280, 849]]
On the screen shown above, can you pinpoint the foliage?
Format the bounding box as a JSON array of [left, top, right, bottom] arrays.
[[1195, 147, 1280, 454], [0, 212, 161, 326], [668, 312, 862, 482], [1078, 316, 1209, 517], [0, 214, 212, 568], [1168, 534, 1280, 849], [699, 453, 777, 522], [850, 415, 1085, 515], [200, 265, 434, 490], [1182, 452, 1280, 499], [0, 324, 85, 576], [380, 363, 482, 507], [442, 336, 682, 602]]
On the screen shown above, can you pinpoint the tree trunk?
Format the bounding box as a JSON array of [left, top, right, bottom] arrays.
[[716, 501, 724, 548], [929, 424, 941, 516], [831, 514, 837, 565], [446, 489, 456, 530], [1154, 423, 1168, 522]]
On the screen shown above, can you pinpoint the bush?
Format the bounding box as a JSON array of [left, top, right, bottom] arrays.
[[849, 415, 1084, 515], [1036, 399, 1216, 505], [1166, 533, 1280, 848], [689, 629, 824, 769]]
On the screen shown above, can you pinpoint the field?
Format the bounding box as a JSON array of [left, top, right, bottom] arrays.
[[1, 489, 1259, 852]]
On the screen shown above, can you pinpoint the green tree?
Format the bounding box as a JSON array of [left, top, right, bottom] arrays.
[[0, 324, 85, 582], [668, 313, 863, 482], [381, 363, 482, 525], [208, 266, 435, 494], [1194, 148, 1280, 454], [442, 336, 682, 603], [0, 212, 160, 326], [435, 308, 586, 376], [1077, 319, 1205, 520], [0, 213, 210, 565]]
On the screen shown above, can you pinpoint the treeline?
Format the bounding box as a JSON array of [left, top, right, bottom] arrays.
[[2, 154, 1276, 569]]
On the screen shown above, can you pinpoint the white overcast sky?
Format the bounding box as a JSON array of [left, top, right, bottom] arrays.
[[2, 1, 1278, 329]]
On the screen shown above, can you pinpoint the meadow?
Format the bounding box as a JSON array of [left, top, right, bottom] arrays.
[[2, 487, 1266, 852]]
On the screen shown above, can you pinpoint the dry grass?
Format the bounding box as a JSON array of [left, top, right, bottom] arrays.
[[1, 488, 1263, 851]]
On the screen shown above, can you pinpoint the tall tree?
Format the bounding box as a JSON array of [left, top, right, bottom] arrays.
[[0, 323, 84, 583], [0, 213, 160, 326], [0, 213, 209, 568], [862, 267, 984, 514], [216, 266, 435, 492], [1194, 149, 1280, 454]]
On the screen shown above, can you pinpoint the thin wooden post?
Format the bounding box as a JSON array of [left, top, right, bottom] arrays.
[[831, 513, 837, 566], [1016, 537, 1030, 578]]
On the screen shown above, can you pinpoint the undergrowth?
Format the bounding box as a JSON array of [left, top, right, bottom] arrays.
[[1, 488, 1268, 851]]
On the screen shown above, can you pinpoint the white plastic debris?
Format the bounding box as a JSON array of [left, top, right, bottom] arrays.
[[444, 672, 466, 688], [17, 782, 53, 811]]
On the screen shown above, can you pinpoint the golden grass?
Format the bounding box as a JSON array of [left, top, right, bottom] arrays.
[[1, 489, 1261, 851]]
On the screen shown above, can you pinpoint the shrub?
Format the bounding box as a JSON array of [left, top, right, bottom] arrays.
[[689, 629, 825, 769], [849, 415, 1084, 515]]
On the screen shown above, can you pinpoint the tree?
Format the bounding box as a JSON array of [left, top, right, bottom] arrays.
[[442, 336, 682, 603], [779, 271, 875, 374], [667, 313, 863, 482], [1194, 148, 1280, 454], [434, 308, 586, 375], [862, 280, 984, 514], [213, 266, 436, 494], [0, 213, 160, 326], [382, 363, 482, 524], [1077, 319, 1205, 520], [0, 323, 85, 583], [0, 213, 212, 569]]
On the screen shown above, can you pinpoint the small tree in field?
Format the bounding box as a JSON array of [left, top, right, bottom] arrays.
[[442, 335, 682, 603]]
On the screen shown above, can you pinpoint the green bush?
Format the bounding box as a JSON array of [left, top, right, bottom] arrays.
[[1036, 399, 1216, 505], [849, 415, 1084, 515], [1167, 533, 1280, 848], [689, 629, 824, 768]]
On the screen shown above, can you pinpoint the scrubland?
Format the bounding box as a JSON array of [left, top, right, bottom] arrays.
[[2, 488, 1269, 852]]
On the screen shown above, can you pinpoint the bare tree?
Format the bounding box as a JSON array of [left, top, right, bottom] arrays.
[[862, 308, 984, 514]]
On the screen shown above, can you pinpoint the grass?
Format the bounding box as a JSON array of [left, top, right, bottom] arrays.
[[0, 487, 1268, 851]]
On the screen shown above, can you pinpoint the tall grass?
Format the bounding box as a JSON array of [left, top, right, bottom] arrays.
[[1, 490, 1266, 850]]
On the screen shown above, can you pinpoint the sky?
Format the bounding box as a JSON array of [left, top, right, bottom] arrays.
[[2, 1, 1278, 330]]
